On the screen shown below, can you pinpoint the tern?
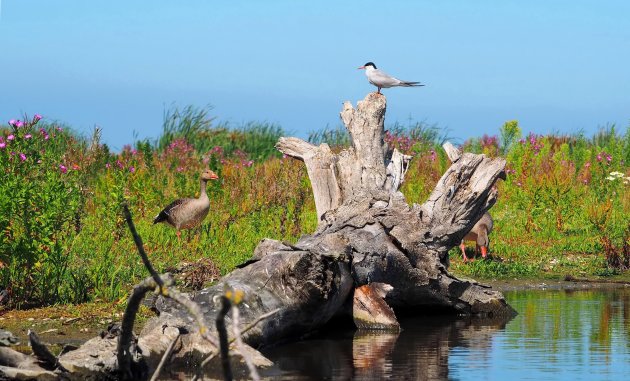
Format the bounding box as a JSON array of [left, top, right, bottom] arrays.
[[357, 62, 424, 94]]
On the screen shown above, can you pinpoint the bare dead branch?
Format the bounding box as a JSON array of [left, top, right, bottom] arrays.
[[231, 304, 261, 381], [149, 331, 180, 381], [216, 296, 233, 381]]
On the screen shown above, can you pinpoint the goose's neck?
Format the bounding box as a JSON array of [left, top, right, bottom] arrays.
[[199, 179, 209, 199]]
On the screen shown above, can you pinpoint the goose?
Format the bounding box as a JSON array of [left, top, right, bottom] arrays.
[[460, 212, 493, 262], [153, 169, 219, 238]]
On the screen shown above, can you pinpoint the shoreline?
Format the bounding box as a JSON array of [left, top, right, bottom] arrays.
[[484, 277, 630, 292]]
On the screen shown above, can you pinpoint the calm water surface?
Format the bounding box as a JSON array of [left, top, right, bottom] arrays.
[[258, 287, 630, 381]]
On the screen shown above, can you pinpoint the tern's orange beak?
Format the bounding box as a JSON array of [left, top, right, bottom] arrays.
[[357, 65, 365, 70], [481, 246, 488, 257]]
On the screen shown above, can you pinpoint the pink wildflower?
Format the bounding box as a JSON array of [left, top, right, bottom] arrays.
[[19, 153, 27, 161], [584, 162, 591, 168], [59, 164, 68, 173], [105, 163, 111, 169], [129, 166, 135, 173], [0, 142, 5, 149], [24, 134, 32, 139], [34, 114, 42, 122], [7, 135, 15, 141], [177, 166, 184, 172], [56, 127, 63, 131], [72, 164, 80, 170], [37, 159, 42, 164], [8, 119, 17, 126], [606, 155, 612, 163], [596, 153, 602, 162], [116, 160, 124, 169], [15, 121, 24, 128]]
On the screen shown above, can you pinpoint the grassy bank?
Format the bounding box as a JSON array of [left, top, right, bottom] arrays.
[[1, 108, 628, 309]]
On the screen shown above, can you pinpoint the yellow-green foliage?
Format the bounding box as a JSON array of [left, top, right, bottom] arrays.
[[1, 113, 629, 308]]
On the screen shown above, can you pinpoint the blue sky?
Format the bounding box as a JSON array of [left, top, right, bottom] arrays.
[[1, 1, 629, 150]]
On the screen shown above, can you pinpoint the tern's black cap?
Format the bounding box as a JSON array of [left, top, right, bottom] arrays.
[[363, 62, 377, 69]]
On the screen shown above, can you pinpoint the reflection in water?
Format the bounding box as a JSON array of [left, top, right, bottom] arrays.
[[260, 315, 509, 380], [259, 287, 630, 381]]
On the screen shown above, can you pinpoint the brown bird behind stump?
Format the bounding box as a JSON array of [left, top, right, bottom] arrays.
[[460, 212, 493, 262]]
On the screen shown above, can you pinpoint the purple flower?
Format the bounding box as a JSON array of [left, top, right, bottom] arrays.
[[24, 134, 32, 139], [129, 166, 135, 173], [116, 160, 124, 169], [7, 135, 15, 141], [606, 155, 612, 163], [34, 114, 42, 122], [15, 121, 24, 128], [59, 164, 68, 174], [8, 119, 17, 126], [19, 153, 27, 161], [596, 153, 602, 162], [0, 142, 5, 149]]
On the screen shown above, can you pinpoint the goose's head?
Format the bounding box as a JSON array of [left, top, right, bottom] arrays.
[[201, 169, 219, 181]]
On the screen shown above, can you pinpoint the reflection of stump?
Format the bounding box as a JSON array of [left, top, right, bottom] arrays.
[[0, 93, 516, 379]]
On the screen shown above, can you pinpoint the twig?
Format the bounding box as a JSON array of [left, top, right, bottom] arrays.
[[197, 307, 281, 372], [238, 308, 281, 338], [231, 305, 260, 381], [122, 203, 163, 289], [149, 331, 180, 381], [118, 275, 172, 380], [216, 296, 233, 381]]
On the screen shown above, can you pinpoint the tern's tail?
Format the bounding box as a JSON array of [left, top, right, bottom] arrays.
[[401, 81, 424, 87]]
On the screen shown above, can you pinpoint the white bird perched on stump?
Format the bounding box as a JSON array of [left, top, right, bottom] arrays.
[[357, 62, 424, 94]]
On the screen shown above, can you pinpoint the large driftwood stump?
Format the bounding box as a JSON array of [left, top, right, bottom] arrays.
[[0, 93, 515, 380]]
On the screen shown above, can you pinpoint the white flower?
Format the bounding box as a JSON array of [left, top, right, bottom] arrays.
[[606, 176, 615, 181], [609, 171, 624, 178]]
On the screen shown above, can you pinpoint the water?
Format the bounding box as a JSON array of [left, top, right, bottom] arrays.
[[258, 287, 630, 381]]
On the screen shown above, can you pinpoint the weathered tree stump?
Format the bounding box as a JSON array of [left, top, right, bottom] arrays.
[[0, 93, 515, 380]]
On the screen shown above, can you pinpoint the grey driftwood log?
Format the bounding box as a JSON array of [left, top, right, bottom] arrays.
[[0, 92, 515, 380]]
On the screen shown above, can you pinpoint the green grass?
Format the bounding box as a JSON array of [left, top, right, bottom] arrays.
[[1, 108, 628, 307]]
